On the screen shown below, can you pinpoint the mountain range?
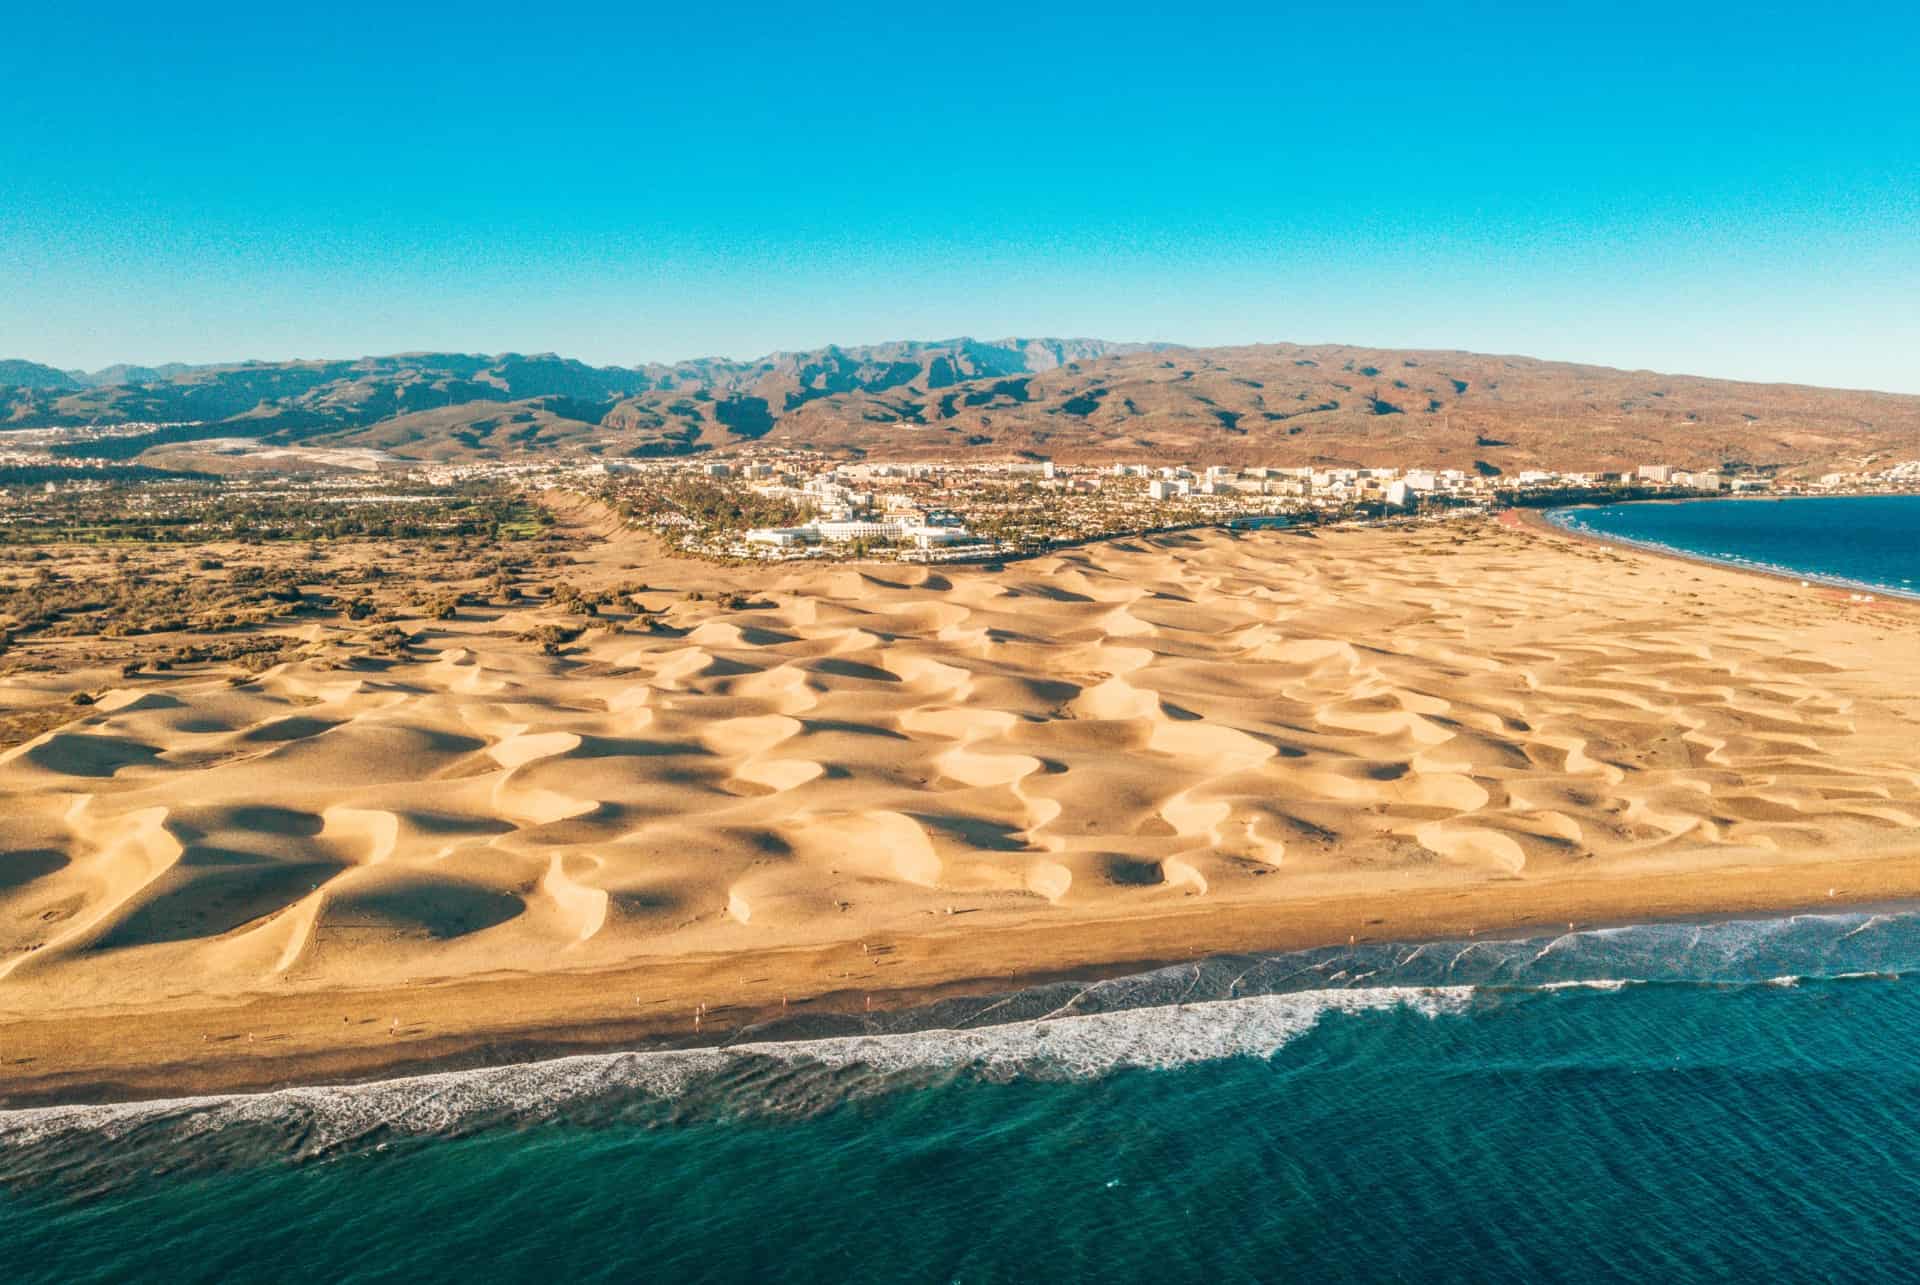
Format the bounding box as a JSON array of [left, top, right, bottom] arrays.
[[4, 339, 1916, 474]]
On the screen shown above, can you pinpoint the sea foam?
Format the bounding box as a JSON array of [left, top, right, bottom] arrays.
[[7, 908, 1920, 1186], [0, 986, 1467, 1178]]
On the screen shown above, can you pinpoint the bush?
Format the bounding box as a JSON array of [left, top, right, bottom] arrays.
[[519, 623, 584, 648], [362, 626, 415, 658]]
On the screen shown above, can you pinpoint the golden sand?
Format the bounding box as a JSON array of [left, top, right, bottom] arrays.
[[2, 510, 1918, 1102]]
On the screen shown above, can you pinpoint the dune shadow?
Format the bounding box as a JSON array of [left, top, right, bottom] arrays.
[[326, 874, 525, 939], [574, 736, 713, 759], [209, 806, 325, 837], [808, 658, 902, 683], [0, 850, 68, 893], [92, 859, 345, 947], [1102, 855, 1165, 886], [1010, 584, 1095, 603], [396, 811, 517, 837], [24, 735, 164, 778], [610, 888, 684, 915], [732, 626, 801, 646], [238, 716, 343, 744], [908, 813, 1030, 852], [799, 719, 912, 741]]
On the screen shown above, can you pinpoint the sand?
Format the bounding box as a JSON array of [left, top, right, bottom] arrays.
[[3, 508, 1919, 1104]]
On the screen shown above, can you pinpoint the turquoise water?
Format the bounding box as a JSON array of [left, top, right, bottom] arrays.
[[1548, 493, 1920, 598], [11, 914, 1920, 1282]]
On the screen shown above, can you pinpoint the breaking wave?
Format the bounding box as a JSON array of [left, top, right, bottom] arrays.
[[5, 908, 1920, 1191]]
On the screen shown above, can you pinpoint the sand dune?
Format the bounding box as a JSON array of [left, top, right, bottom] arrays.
[[2, 516, 1919, 1095]]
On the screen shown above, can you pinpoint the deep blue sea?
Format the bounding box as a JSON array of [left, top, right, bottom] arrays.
[[1547, 493, 1920, 599], [12, 915, 1920, 1282]]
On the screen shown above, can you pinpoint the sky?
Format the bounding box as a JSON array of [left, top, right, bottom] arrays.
[[3, 1, 1917, 391]]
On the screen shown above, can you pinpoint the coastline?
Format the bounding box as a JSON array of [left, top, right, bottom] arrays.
[[5, 513, 1919, 1112], [8, 838, 1920, 1110], [1524, 494, 1920, 606]]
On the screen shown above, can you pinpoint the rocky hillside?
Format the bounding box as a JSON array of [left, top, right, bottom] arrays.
[[5, 339, 1916, 474], [0, 360, 84, 392]]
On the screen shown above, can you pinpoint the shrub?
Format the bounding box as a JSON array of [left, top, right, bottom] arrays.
[[518, 623, 584, 648]]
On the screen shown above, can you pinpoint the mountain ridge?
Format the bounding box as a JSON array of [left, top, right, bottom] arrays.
[[5, 338, 1916, 474]]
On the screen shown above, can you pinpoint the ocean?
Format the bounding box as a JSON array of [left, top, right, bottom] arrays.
[[1546, 493, 1920, 599], [7, 493, 1920, 1283], [10, 914, 1920, 1282]]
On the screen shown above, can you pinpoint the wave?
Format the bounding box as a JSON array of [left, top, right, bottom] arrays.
[[1, 986, 1468, 1142], [5, 909, 1920, 1189], [0, 986, 1468, 1191]]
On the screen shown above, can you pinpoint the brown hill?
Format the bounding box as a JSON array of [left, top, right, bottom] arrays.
[[7, 340, 1916, 473]]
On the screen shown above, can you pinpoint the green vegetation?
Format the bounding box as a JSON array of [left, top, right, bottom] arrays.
[[0, 479, 550, 545], [601, 476, 809, 543], [0, 557, 314, 641], [1498, 484, 1717, 509]]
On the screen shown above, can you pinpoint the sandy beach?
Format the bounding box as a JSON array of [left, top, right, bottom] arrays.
[[3, 506, 1918, 1105]]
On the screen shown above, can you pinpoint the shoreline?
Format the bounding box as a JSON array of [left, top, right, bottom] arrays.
[[8, 841, 1920, 1111], [4, 507, 1918, 1112], [1524, 494, 1920, 606]]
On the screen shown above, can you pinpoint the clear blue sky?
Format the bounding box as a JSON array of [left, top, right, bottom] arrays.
[[4, 1, 1916, 390]]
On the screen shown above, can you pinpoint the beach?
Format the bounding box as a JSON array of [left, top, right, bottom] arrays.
[[3, 508, 1919, 1105], [1536, 492, 1920, 603]]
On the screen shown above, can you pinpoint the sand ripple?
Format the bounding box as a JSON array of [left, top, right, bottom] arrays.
[[2, 522, 1918, 1009]]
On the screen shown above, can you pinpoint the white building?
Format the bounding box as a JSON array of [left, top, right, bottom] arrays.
[[1673, 471, 1726, 491], [743, 527, 815, 548], [812, 520, 897, 542], [899, 524, 974, 548]]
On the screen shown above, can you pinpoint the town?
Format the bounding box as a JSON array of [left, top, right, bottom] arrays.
[[2, 422, 1917, 562], [566, 452, 1912, 562]]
